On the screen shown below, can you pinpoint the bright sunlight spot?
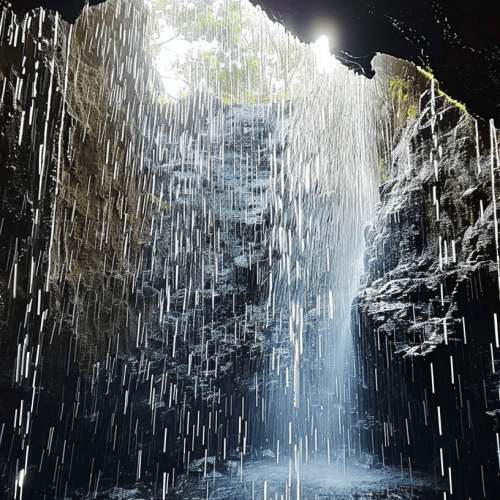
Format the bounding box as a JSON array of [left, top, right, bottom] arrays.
[[314, 35, 337, 73]]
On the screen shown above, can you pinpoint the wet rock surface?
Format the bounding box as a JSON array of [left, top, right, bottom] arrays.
[[355, 88, 500, 497], [2, 1, 500, 499], [66, 457, 440, 499]]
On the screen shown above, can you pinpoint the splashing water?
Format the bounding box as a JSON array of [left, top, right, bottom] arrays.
[[2, 0, 497, 499]]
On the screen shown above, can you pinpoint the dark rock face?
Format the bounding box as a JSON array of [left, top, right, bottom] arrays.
[[355, 85, 500, 497], [0, 2, 284, 497], [10, 0, 107, 24], [0, 2, 175, 496]]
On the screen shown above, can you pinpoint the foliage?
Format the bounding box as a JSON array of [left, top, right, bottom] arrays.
[[389, 77, 418, 120], [387, 73, 420, 144], [151, 0, 312, 104], [417, 66, 434, 81], [437, 89, 466, 112]]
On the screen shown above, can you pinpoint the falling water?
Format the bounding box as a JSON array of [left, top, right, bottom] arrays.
[[1, 0, 499, 499], [262, 59, 380, 462]]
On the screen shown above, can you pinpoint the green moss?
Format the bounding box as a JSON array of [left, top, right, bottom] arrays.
[[417, 66, 435, 82], [437, 89, 467, 112], [379, 158, 388, 182], [416, 66, 467, 113], [390, 77, 410, 102]]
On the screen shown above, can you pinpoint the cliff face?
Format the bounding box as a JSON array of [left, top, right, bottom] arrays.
[[355, 84, 500, 497], [0, 3, 287, 497], [0, 1, 186, 496], [0, 0, 159, 370]]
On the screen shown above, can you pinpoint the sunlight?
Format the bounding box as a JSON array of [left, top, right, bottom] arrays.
[[154, 20, 217, 98], [151, 0, 342, 103], [314, 35, 336, 73]]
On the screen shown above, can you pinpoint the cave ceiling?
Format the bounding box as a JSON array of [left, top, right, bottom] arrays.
[[9, 0, 500, 121]]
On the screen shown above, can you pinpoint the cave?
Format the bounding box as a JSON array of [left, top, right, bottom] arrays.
[[0, 1, 499, 499]]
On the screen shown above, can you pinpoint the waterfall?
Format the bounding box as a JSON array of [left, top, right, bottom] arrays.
[[264, 58, 380, 460], [1, 0, 498, 498]]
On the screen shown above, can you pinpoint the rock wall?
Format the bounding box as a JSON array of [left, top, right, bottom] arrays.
[[0, 2, 288, 497], [355, 77, 500, 497]]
